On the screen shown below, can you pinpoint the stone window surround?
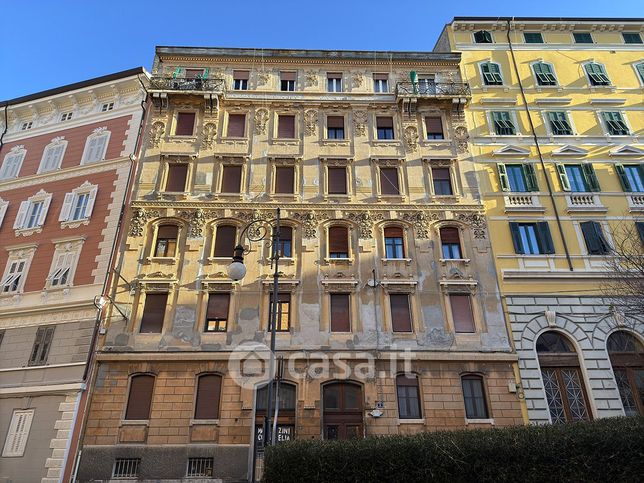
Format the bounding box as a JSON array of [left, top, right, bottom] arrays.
[[1, 243, 38, 295], [320, 157, 355, 201], [44, 236, 86, 290]]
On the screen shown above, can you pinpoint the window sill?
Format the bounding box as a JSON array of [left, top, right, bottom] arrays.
[[146, 257, 178, 264], [376, 194, 406, 203], [320, 139, 350, 146], [420, 139, 449, 144], [465, 418, 495, 425], [160, 191, 190, 200], [324, 257, 354, 265], [371, 139, 399, 145], [381, 258, 412, 266], [15, 227, 43, 237], [0, 291, 21, 298], [190, 419, 220, 426], [271, 138, 300, 145], [439, 258, 470, 264], [60, 218, 90, 229], [207, 257, 233, 264], [222, 137, 249, 142], [323, 193, 352, 202], [43, 284, 73, 293], [397, 418, 425, 425], [120, 419, 150, 426]]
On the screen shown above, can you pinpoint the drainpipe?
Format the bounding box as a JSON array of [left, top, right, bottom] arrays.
[[0, 103, 8, 152], [506, 19, 573, 271]]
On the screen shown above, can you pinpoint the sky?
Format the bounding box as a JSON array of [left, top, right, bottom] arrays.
[[1, 0, 641, 100]]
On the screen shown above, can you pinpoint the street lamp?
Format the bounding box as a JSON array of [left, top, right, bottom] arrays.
[[226, 207, 282, 447]]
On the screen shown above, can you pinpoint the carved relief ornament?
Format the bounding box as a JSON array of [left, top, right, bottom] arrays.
[[292, 211, 331, 239], [201, 122, 217, 150], [353, 110, 367, 137], [304, 110, 318, 136], [254, 108, 269, 135], [345, 211, 384, 239], [456, 211, 487, 239], [149, 121, 165, 148], [401, 211, 439, 239], [403, 125, 419, 153], [129, 208, 160, 237]]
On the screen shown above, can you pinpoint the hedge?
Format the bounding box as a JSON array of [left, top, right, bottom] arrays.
[[264, 417, 644, 483]]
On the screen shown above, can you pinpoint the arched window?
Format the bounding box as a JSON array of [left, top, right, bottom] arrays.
[[607, 331, 643, 416], [537, 331, 590, 423], [154, 225, 178, 257], [461, 374, 489, 419], [584, 62, 610, 86], [277, 226, 293, 258], [480, 62, 503, 86], [384, 226, 405, 258], [194, 374, 222, 420], [323, 382, 363, 440], [213, 224, 237, 257], [533, 62, 557, 86], [0, 146, 26, 180], [440, 227, 462, 259], [38, 138, 67, 173], [81, 128, 111, 164], [255, 381, 297, 444], [328, 225, 349, 258], [396, 374, 421, 419], [125, 374, 155, 420], [474, 30, 493, 44]]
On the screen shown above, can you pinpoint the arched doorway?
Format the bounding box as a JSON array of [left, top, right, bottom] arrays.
[[536, 331, 591, 423], [607, 331, 644, 416], [322, 382, 364, 440], [255, 381, 296, 444]]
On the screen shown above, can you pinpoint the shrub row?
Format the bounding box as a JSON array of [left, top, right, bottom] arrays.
[[264, 417, 644, 482]]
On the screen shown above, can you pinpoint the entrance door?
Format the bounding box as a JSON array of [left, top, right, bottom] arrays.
[[323, 382, 364, 440]]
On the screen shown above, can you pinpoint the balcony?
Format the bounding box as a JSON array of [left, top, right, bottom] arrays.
[[396, 82, 471, 100], [149, 76, 225, 95], [627, 193, 644, 212], [565, 194, 606, 212], [503, 194, 544, 212]]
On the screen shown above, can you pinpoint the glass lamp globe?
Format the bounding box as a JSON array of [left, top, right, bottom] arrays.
[[227, 261, 247, 281]]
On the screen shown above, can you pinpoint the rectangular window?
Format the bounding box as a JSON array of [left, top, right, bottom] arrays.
[[274, 166, 295, 194], [616, 164, 644, 193], [432, 167, 453, 195], [440, 227, 462, 259], [384, 226, 405, 259], [602, 112, 629, 135], [397, 375, 421, 419], [380, 167, 400, 195], [28, 326, 55, 366], [221, 165, 242, 193], [185, 69, 204, 79], [330, 293, 351, 332], [227, 114, 246, 137], [186, 457, 215, 478], [213, 225, 236, 258], [505, 165, 527, 192], [21, 121, 33, 130], [26, 201, 43, 229], [573, 32, 593, 44], [565, 165, 590, 192], [390, 294, 412, 332], [154, 225, 178, 257], [524, 32, 544, 43], [327, 73, 342, 92], [2, 409, 35, 457], [450, 294, 475, 333], [328, 167, 347, 195], [425, 116, 444, 140], [534, 63, 557, 86], [81, 133, 110, 164], [328, 226, 349, 258], [194, 376, 221, 420], [509, 222, 555, 255], [462, 376, 489, 419], [112, 459, 141, 479], [269, 294, 291, 332], [101, 102, 114, 112], [165, 163, 188, 192], [140, 293, 168, 333], [376, 117, 394, 139], [205, 293, 230, 332], [61, 112, 73, 121], [586, 63, 610, 86], [175, 112, 196, 136], [327, 116, 345, 139], [39, 143, 66, 173], [0, 151, 25, 179], [1, 260, 26, 293], [277, 115, 296, 138], [580, 221, 611, 255], [492, 112, 516, 135], [547, 112, 573, 135], [280, 72, 296, 91], [233, 70, 249, 90], [373, 73, 389, 93], [49, 251, 75, 287], [623, 32, 642, 44], [481, 63, 503, 85]]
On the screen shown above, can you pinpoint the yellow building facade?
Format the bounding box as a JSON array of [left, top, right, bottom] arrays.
[[436, 17, 644, 424]]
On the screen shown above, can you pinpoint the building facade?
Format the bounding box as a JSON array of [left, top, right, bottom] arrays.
[[436, 18, 644, 424], [76, 47, 524, 482], [0, 69, 147, 483]]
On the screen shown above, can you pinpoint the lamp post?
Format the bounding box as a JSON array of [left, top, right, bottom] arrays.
[[226, 207, 281, 447]]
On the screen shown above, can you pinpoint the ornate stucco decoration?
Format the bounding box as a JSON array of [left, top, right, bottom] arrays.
[[346, 211, 384, 239], [9, 145, 25, 153], [256, 71, 270, 87], [92, 126, 108, 135], [403, 125, 419, 152], [353, 111, 367, 137], [50, 136, 66, 145], [129, 208, 160, 237], [401, 211, 438, 238], [351, 72, 364, 88], [304, 110, 318, 136], [149, 121, 165, 148], [456, 211, 487, 239], [254, 108, 269, 135], [305, 71, 319, 87], [177, 208, 207, 238], [292, 211, 331, 239], [201, 122, 217, 150], [453, 125, 469, 154]]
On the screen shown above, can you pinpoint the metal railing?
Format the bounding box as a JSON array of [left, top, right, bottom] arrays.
[[149, 76, 225, 93], [396, 81, 471, 98]]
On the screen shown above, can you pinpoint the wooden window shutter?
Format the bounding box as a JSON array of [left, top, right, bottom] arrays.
[[390, 294, 412, 332], [432, 168, 450, 181], [157, 225, 178, 240], [330, 293, 351, 332], [165, 164, 188, 192], [194, 374, 222, 419], [440, 227, 460, 244], [328, 226, 349, 255], [213, 225, 236, 257], [327, 116, 344, 129], [536, 222, 555, 254], [376, 116, 393, 128], [227, 114, 246, 137], [233, 70, 249, 80], [280, 226, 292, 241], [281, 72, 296, 81], [384, 226, 403, 238], [278, 115, 296, 138], [497, 163, 510, 191], [380, 168, 400, 195], [450, 294, 475, 333], [425, 117, 443, 134], [175, 112, 196, 136], [221, 165, 242, 193], [140, 293, 168, 333], [125, 375, 155, 420], [373, 73, 388, 80], [275, 166, 295, 194], [328, 167, 347, 194], [207, 293, 230, 321]]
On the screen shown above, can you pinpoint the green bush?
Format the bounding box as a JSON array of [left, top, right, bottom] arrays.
[[264, 417, 644, 483]]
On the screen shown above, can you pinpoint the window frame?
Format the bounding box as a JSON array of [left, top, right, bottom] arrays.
[[13, 190, 52, 232], [46, 239, 84, 289], [329, 292, 351, 333], [327, 73, 343, 93], [124, 373, 155, 420], [327, 224, 351, 259], [59, 181, 99, 224], [546, 111, 574, 136], [0, 147, 27, 180], [424, 115, 445, 140], [509, 221, 555, 255], [601, 111, 630, 136], [490, 111, 518, 136], [139, 292, 169, 334], [2, 409, 35, 457], [479, 62, 503, 86], [173, 111, 197, 137], [276, 113, 297, 139], [80, 128, 111, 165], [532, 61, 558, 86], [194, 373, 223, 420], [572, 32, 593, 44], [388, 292, 414, 333], [580, 220, 611, 256], [326, 115, 346, 140], [383, 225, 406, 259], [396, 374, 422, 420], [268, 292, 291, 332], [622, 32, 643, 44], [375, 116, 395, 140], [280, 71, 297, 92], [373, 74, 389, 93], [584, 62, 611, 86], [226, 112, 247, 138], [473, 30, 493, 44], [212, 223, 238, 258], [37, 138, 68, 174], [28, 325, 55, 366], [439, 226, 463, 260], [523, 32, 544, 44], [461, 374, 490, 420], [378, 165, 402, 197], [153, 224, 180, 258]]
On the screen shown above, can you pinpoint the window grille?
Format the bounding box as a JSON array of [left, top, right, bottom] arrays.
[[112, 458, 140, 478], [186, 457, 214, 477]]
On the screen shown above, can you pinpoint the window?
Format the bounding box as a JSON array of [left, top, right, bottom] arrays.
[[461, 375, 489, 419], [373, 73, 389, 93], [638, 222, 644, 246], [328, 167, 347, 195], [269, 293, 291, 331], [21, 121, 33, 130], [125, 374, 154, 419], [480, 62, 503, 85], [327, 116, 345, 139], [101, 102, 114, 112], [186, 458, 214, 478], [139, 293, 167, 333], [440, 227, 462, 259], [417, 75, 436, 94], [622, 32, 642, 44], [59, 183, 98, 223], [154, 225, 178, 257], [498, 163, 538, 192], [616, 164, 644, 192], [602, 112, 629, 135], [0, 148, 26, 179], [61, 112, 73, 121], [1, 259, 27, 293], [533, 62, 557, 86], [327, 73, 342, 92], [205, 293, 230, 332], [473, 30, 493, 44], [185, 68, 205, 79], [322, 382, 363, 440], [585, 63, 610, 86], [450, 294, 476, 333], [256, 381, 297, 415], [2, 409, 34, 457], [278, 226, 292, 258], [573, 32, 593, 44], [38, 139, 67, 173], [112, 458, 140, 479], [165, 163, 188, 192], [376, 117, 394, 140], [547, 112, 573, 135], [432, 167, 453, 195], [425, 116, 444, 140], [558, 164, 600, 192], [274, 166, 295, 194], [26, 201, 44, 228], [384, 226, 404, 258], [607, 331, 644, 416], [328, 226, 349, 258], [233, 70, 249, 90], [636, 63, 644, 83], [330, 293, 351, 332], [48, 250, 76, 287], [580, 221, 611, 255], [396, 375, 421, 419], [81, 129, 110, 164], [492, 112, 516, 135], [0, 199, 7, 227], [221, 165, 242, 193], [390, 294, 412, 332], [380, 167, 400, 195], [280, 71, 296, 91], [13, 192, 52, 231], [175, 112, 196, 136], [227, 114, 246, 137], [277, 115, 296, 138], [509, 222, 555, 255], [213, 224, 236, 257], [524, 32, 544, 43], [28, 325, 55, 366], [195, 374, 222, 419]]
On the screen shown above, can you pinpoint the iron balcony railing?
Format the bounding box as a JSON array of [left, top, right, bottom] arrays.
[[396, 81, 471, 98], [149, 76, 225, 93]]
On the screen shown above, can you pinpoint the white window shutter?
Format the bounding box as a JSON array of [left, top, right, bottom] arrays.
[[83, 137, 99, 164], [85, 186, 98, 218], [37, 195, 52, 226], [95, 134, 109, 161], [13, 201, 30, 229], [59, 193, 76, 221], [1, 153, 23, 179], [0, 200, 8, 227], [2, 409, 34, 457], [39, 147, 53, 172]]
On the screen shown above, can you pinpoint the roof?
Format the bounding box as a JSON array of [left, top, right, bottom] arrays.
[[451, 16, 644, 23]]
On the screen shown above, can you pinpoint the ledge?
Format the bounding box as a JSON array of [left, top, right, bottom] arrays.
[[465, 418, 495, 425]]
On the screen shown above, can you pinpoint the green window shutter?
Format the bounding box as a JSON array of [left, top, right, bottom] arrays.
[[615, 164, 632, 192], [636, 221, 644, 246], [582, 163, 601, 192], [556, 163, 571, 191], [202, 68, 210, 78], [637, 63, 644, 83], [509, 222, 524, 254], [536, 222, 555, 254], [581, 221, 602, 254], [497, 163, 510, 191], [524, 164, 539, 191]]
